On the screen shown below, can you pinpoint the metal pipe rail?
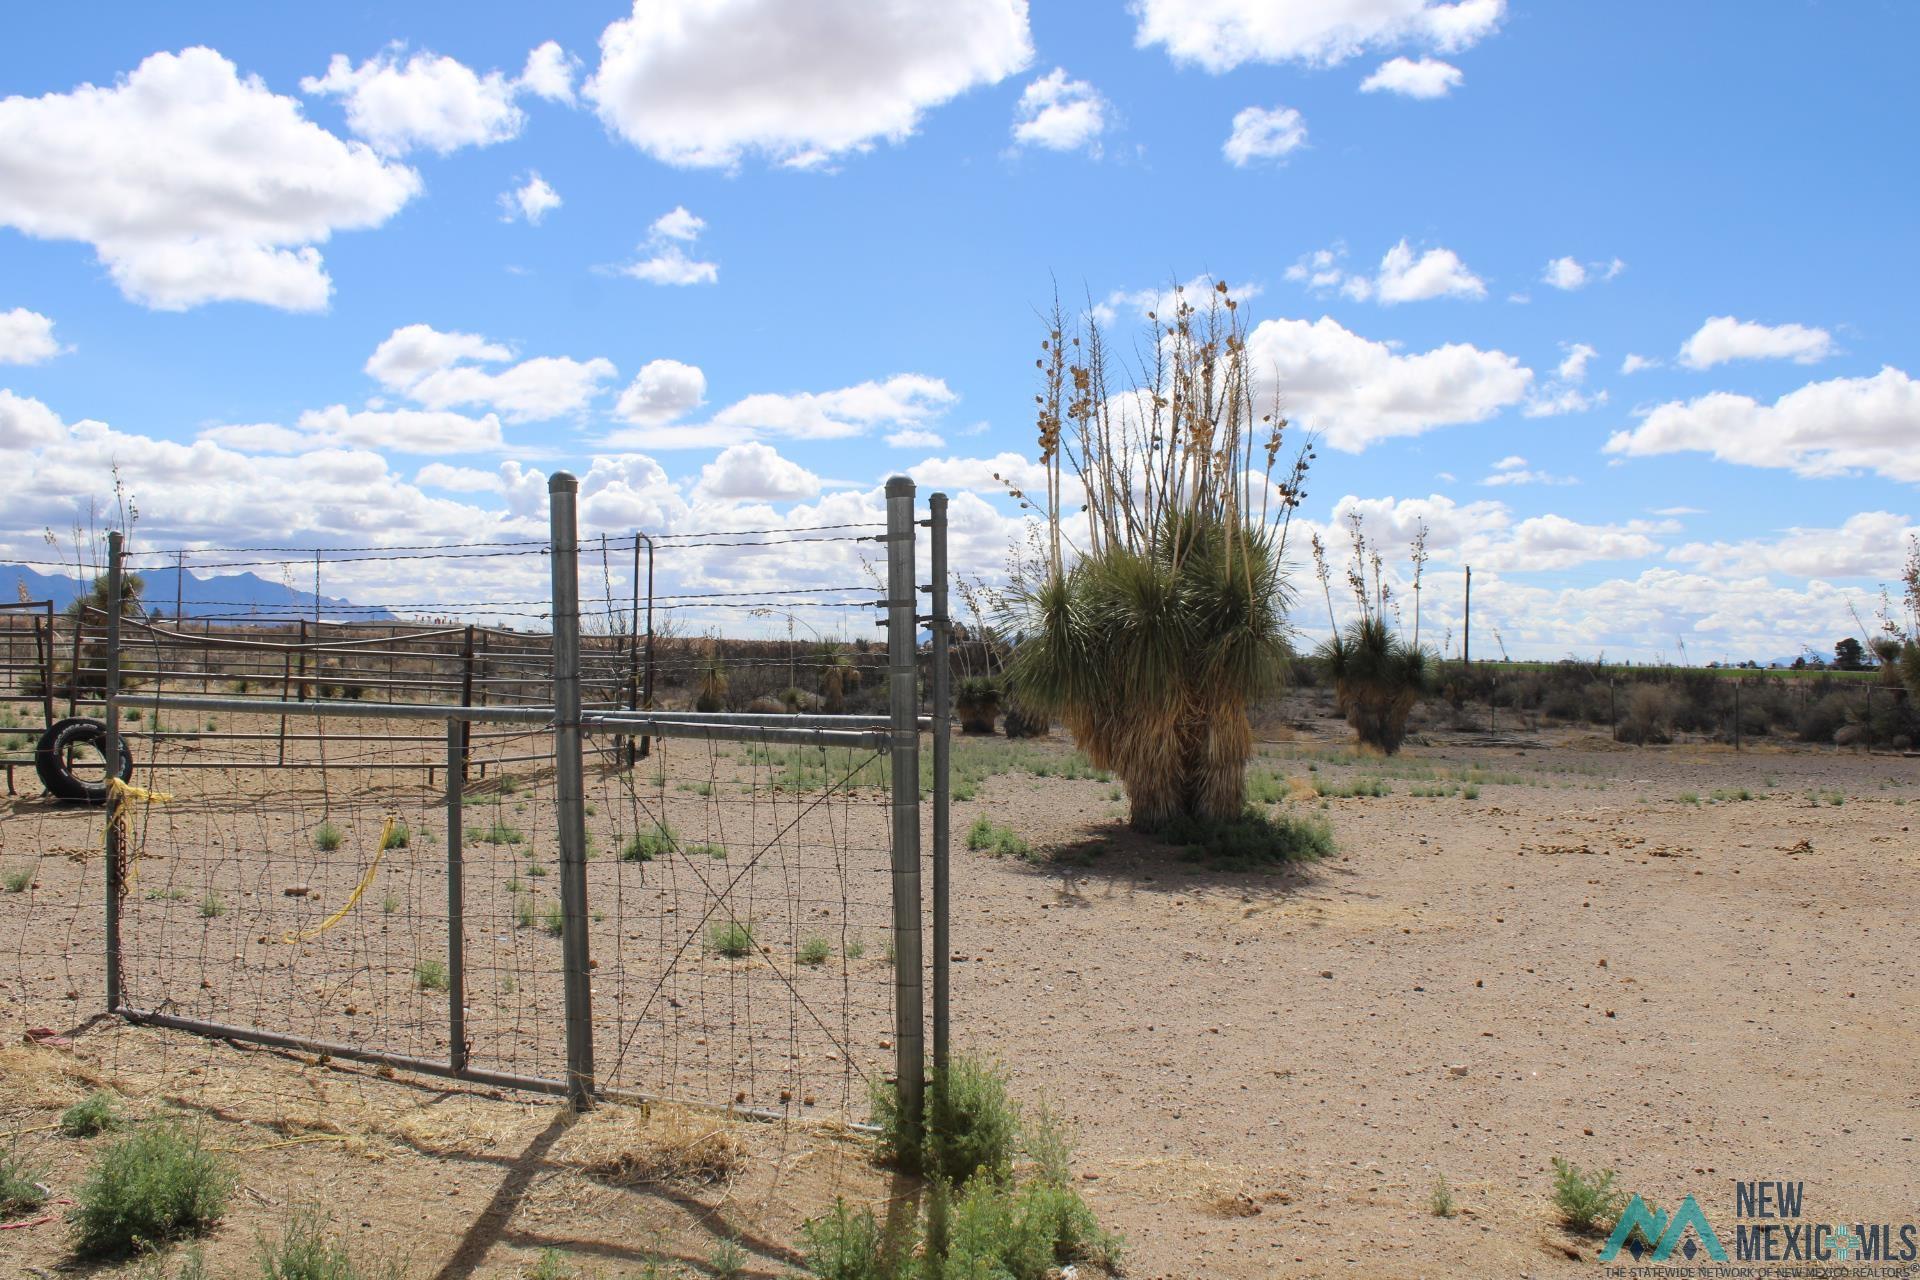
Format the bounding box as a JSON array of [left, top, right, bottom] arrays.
[[114, 692, 553, 723], [582, 712, 890, 750]]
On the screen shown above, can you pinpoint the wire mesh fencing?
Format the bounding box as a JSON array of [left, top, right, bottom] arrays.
[[1, 473, 951, 1138]]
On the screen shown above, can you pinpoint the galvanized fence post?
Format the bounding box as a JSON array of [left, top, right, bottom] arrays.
[[884, 476, 926, 1143], [445, 717, 468, 1074], [928, 492, 951, 1075], [548, 472, 596, 1110], [103, 530, 124, 1012]]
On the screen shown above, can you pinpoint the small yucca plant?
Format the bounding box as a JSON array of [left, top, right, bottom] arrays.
[[1003, 281, 1310, 829], [953, 676, 1001, 735], [1310, 515, 1434, 755], [1318, 617, 1431, 754]]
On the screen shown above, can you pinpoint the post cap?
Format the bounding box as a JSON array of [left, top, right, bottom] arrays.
[[885, 475, 915, 497], [548, 470, 579, 493]]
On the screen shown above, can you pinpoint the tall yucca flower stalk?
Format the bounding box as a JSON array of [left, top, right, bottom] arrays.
[[1311, 514, 1433, 754], [1004, 282, 1312, 829]]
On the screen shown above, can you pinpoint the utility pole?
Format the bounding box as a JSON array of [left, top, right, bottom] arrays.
[[1463, 566, 1472, 664]]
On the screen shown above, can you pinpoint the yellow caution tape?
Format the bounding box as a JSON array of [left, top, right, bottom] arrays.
[[282, 815, 397, 945], [105, 777, 174, 889]]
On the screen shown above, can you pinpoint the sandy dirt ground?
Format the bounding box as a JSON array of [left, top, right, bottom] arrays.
[[3, 716, 1917, 1278]]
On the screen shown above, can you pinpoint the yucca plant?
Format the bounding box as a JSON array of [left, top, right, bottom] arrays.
[[1319, 618, 1431, 754], [1003, 281, 1311, 829], [1310, 515, 1434, 754], [818, 653, 858, 713], [953, 676, 1002, 735]]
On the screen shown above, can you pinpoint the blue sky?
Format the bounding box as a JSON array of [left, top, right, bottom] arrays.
[[1, 1, 1914, 661]]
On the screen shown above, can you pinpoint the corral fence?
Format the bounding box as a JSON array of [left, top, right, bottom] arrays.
[[23, 475, 953, 1140]]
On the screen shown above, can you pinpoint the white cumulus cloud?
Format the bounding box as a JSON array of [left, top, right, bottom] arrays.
[[1369, 239, 1484, 303], [1360, 55, 1463, 98], [694, 442, 823, 502], [1289, 239, 1483, 303], [0, 309, 64, 364], [1676, 316, 1835, 370], [617, 207, 718, 286], [0, 48, 420, 311], [586, 0, 1032, 169], [1011, 68, 1107, 152], [365, 323, 615, 422], [500, 172, 561, 225], [906, 452, 1048, 499], [295, 405, 507, 453], [1136, 0, 1504, 71], [302, 47, 525, 156], [1667, 512, 1918, 580], [1541, 255, 1625, 292], [614, 359, 707, 424], [1223, 105, 1307, 166], [1243, 314, 1531, 450], [415, 462, 505, 493], [0, 389, 70, 451], [518, 41, 580, 104], [1606, 366, 1920, 484]]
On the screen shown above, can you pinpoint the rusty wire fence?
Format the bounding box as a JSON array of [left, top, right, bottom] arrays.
[[0, 475, 952, 1138]]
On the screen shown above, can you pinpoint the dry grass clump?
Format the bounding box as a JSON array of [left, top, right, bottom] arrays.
[[557, 1102, 746, 1188], [384, 1097, 540, 1156], [0, 1045, 98, 1110]]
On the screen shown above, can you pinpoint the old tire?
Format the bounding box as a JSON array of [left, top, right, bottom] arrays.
[[34, 717, 134, 804]]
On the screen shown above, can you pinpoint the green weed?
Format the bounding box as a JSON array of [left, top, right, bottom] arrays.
[[708, 920, 754, 958], [1551, 1156, 1626, 1234], [70, 1122, 235, 1256]]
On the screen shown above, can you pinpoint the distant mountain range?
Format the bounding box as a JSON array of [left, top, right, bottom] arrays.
[[1, 563, 395, 622]]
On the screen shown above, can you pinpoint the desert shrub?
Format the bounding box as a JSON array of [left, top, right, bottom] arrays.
[[1540, 681, 1584, 721], [620, 824, 675, 861], [1798, 692, 1852, 743], [801, 1198, 912, 1280], [2, 865, 30, 894], [1551, 1156, 1626, 1235], [414, 959, 448, 991], [1319, 617, 1432, 755], [797, 935, 832, 966], [379, 824, 409, 851], [541, 900, 565, 936], [707, 920, 753, 958], [0, 1143, 48, 1217], [925, 1057, 1022, 1186], [999, 700, 1048, 739], [1428, 1174, 1456, 1218], [314, 822, 343, 852], [1667, 676, 1722, 734], [937, 1163, 1118, 1280], [61, 1090, 125, 1138], [965, 818, 1030, 860], [1616, 685, 1672, 745], [257, 1208, 403, 1280], [70, 1123, 235, 1256], [939, 1178, 1058, 1280]]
